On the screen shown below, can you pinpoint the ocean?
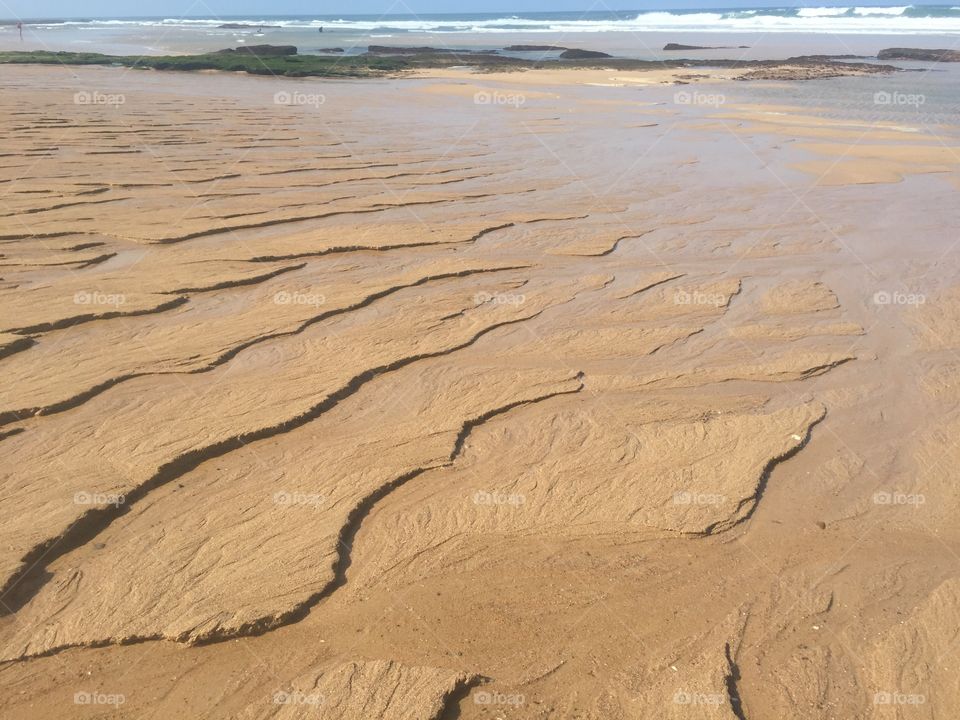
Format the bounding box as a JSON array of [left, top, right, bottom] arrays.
[[11, 6, 960, 36]]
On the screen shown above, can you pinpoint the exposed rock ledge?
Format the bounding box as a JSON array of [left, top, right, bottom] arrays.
[[878, 47, 960, 62], [215, 44, 298, 56]]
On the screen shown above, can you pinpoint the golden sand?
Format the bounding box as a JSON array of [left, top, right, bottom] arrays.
[[1, 63, 959, 719]]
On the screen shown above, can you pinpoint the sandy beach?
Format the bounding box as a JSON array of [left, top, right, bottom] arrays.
[[1, 30, 959, 720]]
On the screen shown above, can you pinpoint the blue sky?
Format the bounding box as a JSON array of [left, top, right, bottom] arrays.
[[2, 1, 938, 20]]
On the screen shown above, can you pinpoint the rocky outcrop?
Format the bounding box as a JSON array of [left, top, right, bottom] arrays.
[[367, 45, 457, 55], [878, 47, 960, 61], [559, 48, 613, 59], [216, 44, 297, 56], [504, 44, 568, 51], [737, 61, 891, 81], [663, 43, 748, 51]]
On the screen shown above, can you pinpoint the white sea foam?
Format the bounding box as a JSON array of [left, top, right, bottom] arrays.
[[797, 8, 850, 17], [31, 7, 960, 36], [853, 6, 911, 15]]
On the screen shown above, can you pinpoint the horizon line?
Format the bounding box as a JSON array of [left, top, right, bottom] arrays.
[[2, 3, 952, 22]]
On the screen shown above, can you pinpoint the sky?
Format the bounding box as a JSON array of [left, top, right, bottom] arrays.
[[2, 0, 942, 20]]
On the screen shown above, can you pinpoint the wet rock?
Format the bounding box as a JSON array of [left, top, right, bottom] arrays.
[[878, 47, 960, 62], [215, 45, 297, 56], [559, 48, 613, 59], [504, 45, 568, 51], [663, 43, 748, 50], [367, 45, 458, 55]]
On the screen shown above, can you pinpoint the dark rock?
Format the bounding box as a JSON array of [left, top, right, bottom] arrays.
[[663, 43, 749, 51], [215, 45, 297, 56], [736, 61, 893, 81], [367, 45, 457, 55], [316, 47, 345, 53], [504, 45, 568, 52], [877, 47, 960, 62], [664, 43, 715, 51], [559, 49, 613, 60], [788, 54, 871, 61]]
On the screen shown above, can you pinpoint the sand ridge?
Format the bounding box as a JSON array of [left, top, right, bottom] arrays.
[[0, 64, 958, 720]]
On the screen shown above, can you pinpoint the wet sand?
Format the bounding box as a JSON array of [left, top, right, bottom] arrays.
[[0, 62, 959, 719]]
